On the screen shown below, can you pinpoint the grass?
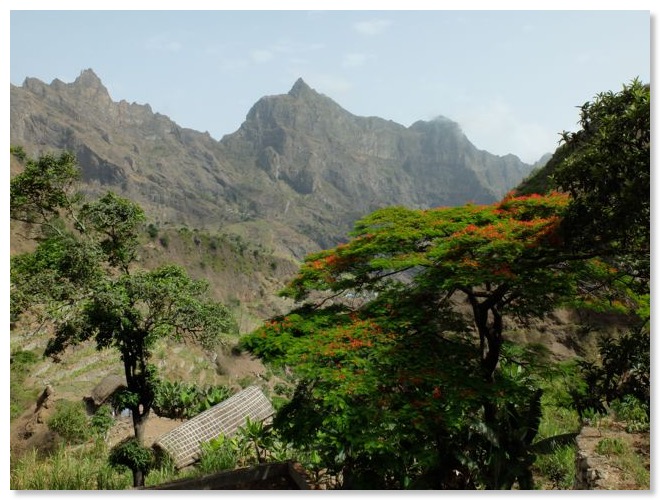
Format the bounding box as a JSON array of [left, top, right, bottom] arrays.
[[11, 441, 133, 490], [595, 437, 626, 457], [531, 362, 582, 489], [10, 348, 41, 420], [594, 436, 650, 489], [10, 438, 192, 490]]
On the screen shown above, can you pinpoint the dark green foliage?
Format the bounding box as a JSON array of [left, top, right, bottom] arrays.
[[80, 192, 145, 272], [152, 380, 233, 419], [146, 223, 159, 239], [572, 329, 650, 424], [11, 149, 238, 487], [91, 405, 116, 439], [10, 149, 81, 228], [553, 79, 649, 256], [108, 437, 155, 486], [47, 400, 91, 444]]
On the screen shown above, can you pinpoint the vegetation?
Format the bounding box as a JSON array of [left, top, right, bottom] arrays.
[[151, 380, 234, 420], [11, 441, 133, 490], [10, 348, 40, 420], [10, 150, 238, 486], [241, 80, 649, 489], [10, 80, 649, 490], [47, 400, 93, 445]]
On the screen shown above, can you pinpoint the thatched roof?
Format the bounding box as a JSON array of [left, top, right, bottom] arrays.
[[154, 386, 274, 469], [88, 374, 126, 406]]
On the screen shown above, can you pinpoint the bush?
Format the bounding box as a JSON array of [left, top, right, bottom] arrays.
[[610, 395, 649, 433], [91, 405, 115, 439], [47, 400, 91, 444], [198, 434, 239, 474], [152, 380, 233, 420], [572, 330, 649, 419], [108, 437, 154, 475], [146, 223, 159, 239]]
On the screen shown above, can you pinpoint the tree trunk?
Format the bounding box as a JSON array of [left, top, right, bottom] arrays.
[[132, 468, 144, 488]]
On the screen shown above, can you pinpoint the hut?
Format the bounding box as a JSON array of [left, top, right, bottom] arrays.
[[84, 374, 126, 414], [154, 385, 274, 469]]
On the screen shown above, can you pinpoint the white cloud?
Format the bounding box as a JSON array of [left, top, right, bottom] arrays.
[[353, 19, 392, 36], [250, 49, 274, 63], [454, 99, 559, 164], [342, 53, 369, 68], [145, 35, 182, 52], [248, 41, 324, 65]]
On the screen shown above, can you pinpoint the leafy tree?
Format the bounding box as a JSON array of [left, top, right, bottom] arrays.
[[108, 437, 155, 487], [547, 80, 650, 427], [244, 192, 636, 488], [572, 328, 650, 421], [554, 78, 649, 257], [10, 150, 238, 486]]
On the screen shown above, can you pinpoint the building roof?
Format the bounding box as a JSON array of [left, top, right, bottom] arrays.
[[153, 385, 274, 469]]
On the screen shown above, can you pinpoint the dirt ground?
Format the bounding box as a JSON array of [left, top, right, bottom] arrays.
[[10, 399, 183, 458], [575, 423, 650, 490]]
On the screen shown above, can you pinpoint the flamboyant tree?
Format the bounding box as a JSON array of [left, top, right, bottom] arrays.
[[243, 191, 639, 488], [10, 149, 238, 486]]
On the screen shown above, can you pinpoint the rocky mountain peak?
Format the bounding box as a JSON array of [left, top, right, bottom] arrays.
[[67, 68, 113, 104], [74, 68, 104, 89], [11, 71, 535, 253], [288, 77, 315, 98]]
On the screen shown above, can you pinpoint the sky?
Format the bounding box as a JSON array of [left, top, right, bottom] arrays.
[[6, 3, 652, 164]]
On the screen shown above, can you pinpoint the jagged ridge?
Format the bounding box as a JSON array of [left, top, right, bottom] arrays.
[[10, 69, 535, 255]]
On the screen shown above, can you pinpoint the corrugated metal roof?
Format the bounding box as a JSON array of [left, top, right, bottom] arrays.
[[154, 386, 274, 469]]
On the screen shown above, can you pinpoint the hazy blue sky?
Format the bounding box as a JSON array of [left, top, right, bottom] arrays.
[[7, 6, 652, 164]]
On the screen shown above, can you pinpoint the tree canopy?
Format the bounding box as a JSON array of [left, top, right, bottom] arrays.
[[242, 80, 649, 489], [10, 150, 238, 486], [243, 191, 640, 488]]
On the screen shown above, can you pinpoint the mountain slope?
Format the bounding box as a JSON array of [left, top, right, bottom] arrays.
[[10, 69, 534, 255]]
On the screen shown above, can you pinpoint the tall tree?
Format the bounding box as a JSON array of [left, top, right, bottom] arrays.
[[244, 192, 638, 488], [10, 150, 238, 486]]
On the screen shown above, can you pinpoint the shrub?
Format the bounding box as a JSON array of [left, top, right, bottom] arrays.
[[610, 395, 649, 433], [47, 400, 91, 444], [91, 405, 115, 439], [198, 434, 239, 474], [108, 437, 155, 476], [152, 380, 234, 419], [573, 330, 649, 419], [146, 223, 159, 239]]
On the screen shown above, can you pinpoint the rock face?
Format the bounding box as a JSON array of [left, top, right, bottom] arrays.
[[10, 69, 534, 254]]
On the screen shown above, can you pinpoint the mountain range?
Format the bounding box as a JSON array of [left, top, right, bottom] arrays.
[[10, 69, 540, 258]]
